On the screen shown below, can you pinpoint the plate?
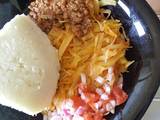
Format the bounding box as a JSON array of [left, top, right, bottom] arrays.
[[0, 0, 160, 120]]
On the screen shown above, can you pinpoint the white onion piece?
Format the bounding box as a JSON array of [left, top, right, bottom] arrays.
[[96, 88, 104, 95], [80, 73, 87, 84], [101, 93, 109, 100], [103, 84, 111, 94], [95, 76, 105, 84]]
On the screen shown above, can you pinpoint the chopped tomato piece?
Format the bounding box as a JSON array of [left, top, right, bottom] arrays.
[[72, 96, 85, 109], [71, 84, 128, 120], [86, 92, 100, 103], [94, 112, 103, 120], [88, 102, 98, 112], [83, 113, 93, 120], [78, 83, 91, 93], [83, 112, 103, 120], [85, 104, 95, 113], [112, 86, 128, 105]]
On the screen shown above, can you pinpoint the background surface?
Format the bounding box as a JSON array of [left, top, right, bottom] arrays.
[[142, 1, 160, 120]]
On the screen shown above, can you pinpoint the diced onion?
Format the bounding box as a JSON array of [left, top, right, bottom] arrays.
[[80, 73, 87, 84], [95, 76, 105, 84], [101, 93, 109, 100], [103, 84, 111, 94], [96, 88, 104, 95]]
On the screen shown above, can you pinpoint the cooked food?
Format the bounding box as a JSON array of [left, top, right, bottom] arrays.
[[29, 0, 117, 37], [46, 18, 133, 120], [27, 0, 134, 120], [0, 14, 60, 115], [29, 0, 93, 37], [0, 0, 133, 119]]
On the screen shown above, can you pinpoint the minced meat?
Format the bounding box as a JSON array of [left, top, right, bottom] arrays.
[[29, 0, 93, 37]]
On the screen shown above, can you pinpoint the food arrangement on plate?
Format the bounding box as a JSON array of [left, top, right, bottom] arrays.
[[0, 0, 134, 120]]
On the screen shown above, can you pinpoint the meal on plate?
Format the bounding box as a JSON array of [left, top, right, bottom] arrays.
[[0, 0, 133, 120]]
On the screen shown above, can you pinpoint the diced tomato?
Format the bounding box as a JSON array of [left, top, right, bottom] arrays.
[[112, 86, 128, 105], [72, 96, 85, 109], [94, 112, 103, 120], [83, 112, 103, 120], [86, 92, 100, 103], [72, 83, 128, 120], [85, 104, 95, 113], [88, 102, 98, 112], [83, 113, 93, 120], [78, 83, 91, 93]]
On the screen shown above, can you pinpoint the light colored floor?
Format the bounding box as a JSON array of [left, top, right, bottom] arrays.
[[142, 88, 160, 120], [155, 88, 160, 97], [146, 0, 160, 14], [142, 101, 160, 120]]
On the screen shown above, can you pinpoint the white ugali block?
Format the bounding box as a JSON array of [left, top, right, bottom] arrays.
[[0, 14, 60, 115]]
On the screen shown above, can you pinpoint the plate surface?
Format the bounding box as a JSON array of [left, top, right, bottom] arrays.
[[0, 0, 160, 120]]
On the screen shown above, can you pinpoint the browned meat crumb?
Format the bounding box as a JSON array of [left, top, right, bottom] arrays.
[[28, 0, 93, 37]]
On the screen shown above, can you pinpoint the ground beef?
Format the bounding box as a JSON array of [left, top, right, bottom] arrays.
[[28, 0, 93, 37]]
